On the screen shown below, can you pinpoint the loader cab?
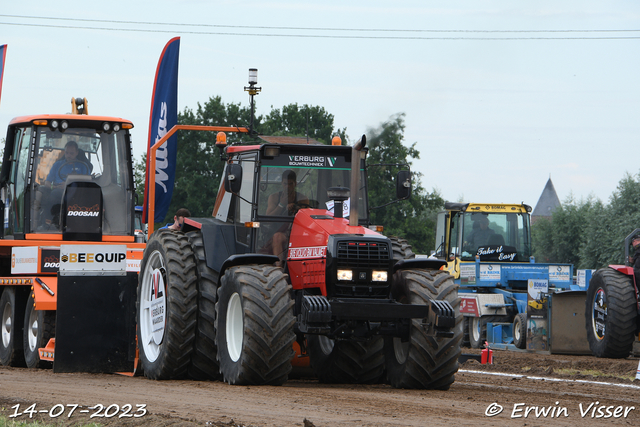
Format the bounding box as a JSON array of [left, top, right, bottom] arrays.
[[434, 203, 532, 267], [214, 143, 369, 254], [0, 116, 135, 240]]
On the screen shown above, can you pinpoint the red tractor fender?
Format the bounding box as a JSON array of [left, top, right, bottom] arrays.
[[608, 264, 634, 275], [607, 264, 640, 310]]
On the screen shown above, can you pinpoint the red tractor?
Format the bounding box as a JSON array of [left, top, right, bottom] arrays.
[[137, 133, 462, 389], [585, 229, 640, 358]]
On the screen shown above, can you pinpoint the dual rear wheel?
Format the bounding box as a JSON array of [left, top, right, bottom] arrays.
[[0, 287, 54, 369]]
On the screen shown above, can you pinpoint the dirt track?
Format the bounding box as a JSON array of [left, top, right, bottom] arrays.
[[2, 349, 640, 426]]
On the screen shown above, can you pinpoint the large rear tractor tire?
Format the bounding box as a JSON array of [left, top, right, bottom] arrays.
[[307, 335, 385, 384], [0, 287, 26, 367], [216, 265, 295, 385], [513, 313, 527, 349], [585, 268, 638, 358], [137, 231, 198, 379], [389, 236, 415, 260], [23, 294, 55, 369], [186, 231, 221, 381], [385, 269, 462, 390]]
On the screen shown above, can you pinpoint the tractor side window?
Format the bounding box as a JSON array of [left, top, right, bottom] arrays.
[[10, 126, 32, 234], [235, 154, 256, 246], [98, 131, 131, 235]]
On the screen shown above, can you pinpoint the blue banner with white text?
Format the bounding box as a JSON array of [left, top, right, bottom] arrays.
[[144, 37, 180, 223], [0, 44, 7, 108]]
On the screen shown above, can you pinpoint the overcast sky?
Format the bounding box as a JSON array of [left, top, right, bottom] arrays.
[[1, 1, 639, 209]]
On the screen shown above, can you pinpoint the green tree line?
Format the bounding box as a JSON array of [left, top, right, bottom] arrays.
[[134, 97, 443, 254], [532, 172, 640, 269]]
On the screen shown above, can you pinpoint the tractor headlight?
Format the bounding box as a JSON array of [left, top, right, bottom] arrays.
[[337, 269, 353, 281], [371, 271, 388, 282]]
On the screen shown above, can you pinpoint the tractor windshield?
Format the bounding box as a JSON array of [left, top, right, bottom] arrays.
[[29, 125, 133, 234], [254, 151, 367, 253], [459, 212, 531, 262], [256, 166, 367, 216]]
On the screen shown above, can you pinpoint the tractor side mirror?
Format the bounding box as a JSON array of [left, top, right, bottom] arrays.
[[396, 170, 411, 200], [224, 164, 243, 194]]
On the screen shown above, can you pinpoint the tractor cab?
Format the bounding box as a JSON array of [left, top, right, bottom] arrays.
[[214, 142, 371, 256], [1, 112, 136, 240], [434, 202, 532, 266]]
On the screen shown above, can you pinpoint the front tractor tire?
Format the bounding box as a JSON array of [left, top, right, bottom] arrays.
[[585, 268, 638, 358], [385, 269, 462, 390], [307, 335, 385, 384], [388, 236, 415, 260], [216, 265, 295, 385], [137, 231, 198, 379]]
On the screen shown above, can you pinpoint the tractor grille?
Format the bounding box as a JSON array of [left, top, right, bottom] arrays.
[[336, 241, 390, 269], [333, 240, 391, 298]]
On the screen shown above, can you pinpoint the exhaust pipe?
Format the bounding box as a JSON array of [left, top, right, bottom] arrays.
[[349, 135, 366, 226]]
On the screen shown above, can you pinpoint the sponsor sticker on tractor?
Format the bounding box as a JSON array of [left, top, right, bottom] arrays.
[[460, 296, 479, 316], [150, 268, 167, 344], [460, 263, 477, 284], [40, 248, 60, 273], [325, 198, 350, 217], [479, 264, 501, 281], [549, 265, 571, 282], [11, 247, 39, 274], [59, 245, 127, 276], [288, 246, 327, 260], [527, 278, 549, 351], [528, 279, 548, 300]]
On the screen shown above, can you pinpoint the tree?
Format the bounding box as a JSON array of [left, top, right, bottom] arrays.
[[580, 172, 640, 268], [366, 113, 444, 254], [259, 103, 346, 144], [531, 195, 594, 267], [166, 96, 255, 220], [531, 171, 640, 270]]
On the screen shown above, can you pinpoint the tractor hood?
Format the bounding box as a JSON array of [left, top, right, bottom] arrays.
[[287, 209, 389, 296], [288, 208, 380, 251]]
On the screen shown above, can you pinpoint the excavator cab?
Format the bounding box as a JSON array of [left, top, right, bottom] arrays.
[[0, 100, 142, 374], [1, 112, 135, 240]]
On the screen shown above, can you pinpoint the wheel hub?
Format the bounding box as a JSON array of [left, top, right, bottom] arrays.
[[226, 292, 244, 362], [471, 317, 481, 342], [317, 335, 335, 355], [28, 309, 38, 351], [392, 337, 409, 364], [2, 304, 11, 347]]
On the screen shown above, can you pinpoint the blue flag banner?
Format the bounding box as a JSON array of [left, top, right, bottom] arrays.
[[144, 37, 180, 224], [0, 45, 7, 108]]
